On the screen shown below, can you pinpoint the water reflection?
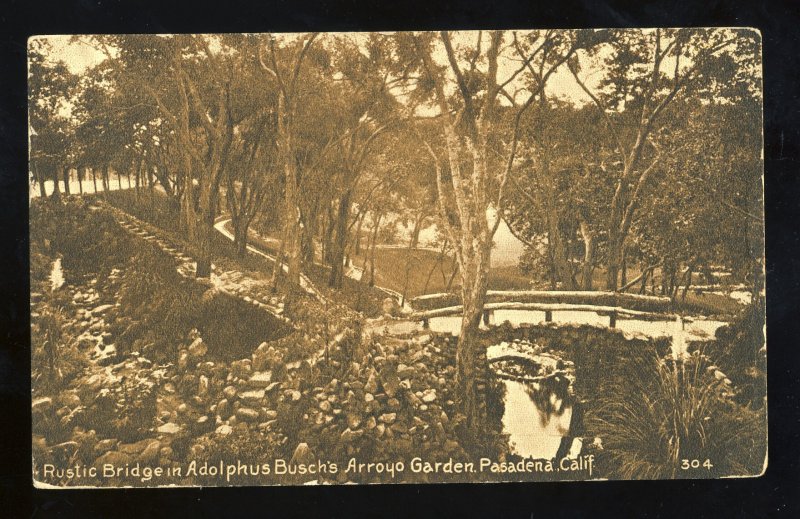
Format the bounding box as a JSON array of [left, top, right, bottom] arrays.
[[502, 379, 571, 460]]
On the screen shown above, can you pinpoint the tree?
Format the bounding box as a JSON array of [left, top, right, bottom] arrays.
[[28, 38, 77, 199], [258, 33, 320, 285], [407, 30, 599, 437], [567, 28, 761, 290]]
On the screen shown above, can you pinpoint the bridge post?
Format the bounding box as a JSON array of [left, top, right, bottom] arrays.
[[545, 310, 553, 322], [422, 317, 429, 329], [482, 309, 491, 326], [609, 310, 617, 328]]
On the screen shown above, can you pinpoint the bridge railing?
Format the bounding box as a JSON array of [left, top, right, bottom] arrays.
[[411, 290, 674, 313], [409, 295, 678, 330]]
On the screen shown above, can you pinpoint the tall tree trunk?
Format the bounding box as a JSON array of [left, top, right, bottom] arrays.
[[33, 162, 46, 198], [456, 246, 492, 440], [401, 237, 416, 307], [77, 167, 84, 195], [620, 255, 627, 288], [91, 167, 98, 194], [102, 164, 110, 195], [194, 181, 217, 278], [50, 164, 61, 200], [606, 228, 621, 291], [62, 166, 70, 196], [271, 224, 288, 292], [323, 202, 335, 266], [354, 211, 366, 256], [368, 212, 383, 287], [329, 190, 351, 288], [409, 212, 425, 250], [276, 95, 303, 285], [579, 219, 595, 290], [545, 204, 576, 290], [232, 214, 253, 258], [300, 211, 317, 266]]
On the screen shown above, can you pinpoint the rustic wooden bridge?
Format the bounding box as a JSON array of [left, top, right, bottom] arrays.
[[409, 291, 676, 329]]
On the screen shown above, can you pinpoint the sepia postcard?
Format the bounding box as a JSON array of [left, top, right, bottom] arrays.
[[29, 29, 766, 487]]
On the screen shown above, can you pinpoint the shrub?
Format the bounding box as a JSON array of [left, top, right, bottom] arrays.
[[116, 243, 202, 360], [587, 352, 766, 479]]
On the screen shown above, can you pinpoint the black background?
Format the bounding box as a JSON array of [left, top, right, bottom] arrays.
[[1, 1, 798, 517]]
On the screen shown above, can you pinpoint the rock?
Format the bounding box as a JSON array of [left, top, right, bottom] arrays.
[[290, 442, 315, 466], [138, 440, 161, 464], [119, 439, 153, 455], [346, 413, 362, 429], [265, 382, 282, 393], [94, 438, 117, 455], [223, 385, 238, 400], [380, 367, 401, 398], [236, 407, 260, 422], [231, 359, 252, 378], [365, 416, 377, 429], [379, 413, 397, 424], [32, 397, 53, 414], [422, 390, 437, 403], [178, 351, 189, 372], [215, 424, 233, 436], [94, 450, 133, 469], [364, 369, 379, 394], [160, 446, 174, 460], [397, 364, 415, 378], [194, 415, 213, 433], [58, 391, 82, 409], [157, 422, 182, 434], [188, 338, 207, 358], [265, 410, 278, 420], [217, 399, 231, 419], [240, 389, 265, 404], [91, 304, 114, 315], [319, 401, 331, 412], [248, 371, 272, 388], [364, 393, 375, 403], [341, 428, 364, 443], [198, 375, 209, 396]]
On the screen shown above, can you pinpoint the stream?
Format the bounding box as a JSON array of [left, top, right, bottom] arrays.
[[376, 309, 728, 461]]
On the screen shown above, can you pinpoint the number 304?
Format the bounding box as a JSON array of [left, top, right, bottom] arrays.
[[681, 459, 713, 470]]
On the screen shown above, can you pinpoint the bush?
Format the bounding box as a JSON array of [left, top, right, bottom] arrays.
[[587, 352, 766, 479], [116, 243, 202, 361], [31, 196, 134, 282]]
